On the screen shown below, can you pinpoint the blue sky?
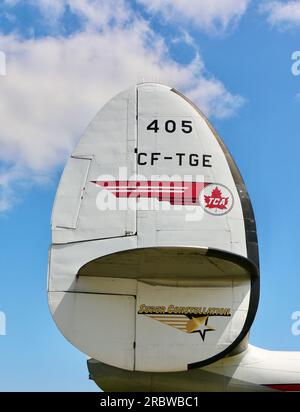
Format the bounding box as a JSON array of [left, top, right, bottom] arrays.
[[0, 0, 300, 391]]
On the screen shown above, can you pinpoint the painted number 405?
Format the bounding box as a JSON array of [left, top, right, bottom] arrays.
[[146, 120, 193, 134]]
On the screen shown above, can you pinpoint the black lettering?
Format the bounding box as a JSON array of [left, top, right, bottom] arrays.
[[182, 120, 193, 133], [147, 120, 159, 133], [165, 120, 176, 133], [137, 152, 147, 165], [203, 154, 212, 167], [151, 152, 161, 165], [189, 154, 199, 166], [176, 153, 185, 166]]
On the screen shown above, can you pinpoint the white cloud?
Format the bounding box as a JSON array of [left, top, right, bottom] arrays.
[[32, 0, 66, 22], [188, 77, 244, 120], [137, 0, 250, 34], [2, 0, 131, 31], [261, 1, 300, 27], [68, 0, 131, 29], [28, 0, 131, 30], [0, 167, 20, 212], [0, 2, 244, 211]]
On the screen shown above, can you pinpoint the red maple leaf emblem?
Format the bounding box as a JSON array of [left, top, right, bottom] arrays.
[[204, 187, 229, 210]]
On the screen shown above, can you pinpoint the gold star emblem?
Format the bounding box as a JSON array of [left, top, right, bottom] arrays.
[[186, 316, 215, 341], [145, 314, 215, 342]]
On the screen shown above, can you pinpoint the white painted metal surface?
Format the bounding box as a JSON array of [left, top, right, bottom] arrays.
[[203, 345, 300, 391], [51, 86, 137, 244], [135, 280, 250, 371], [88, 345, 300, 392], [49, 292, 136, 370], [136, 84, 246, 255], [48, 83, 259, 375]]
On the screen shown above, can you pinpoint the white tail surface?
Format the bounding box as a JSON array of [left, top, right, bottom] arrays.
[[48, 83, 259, 372]]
